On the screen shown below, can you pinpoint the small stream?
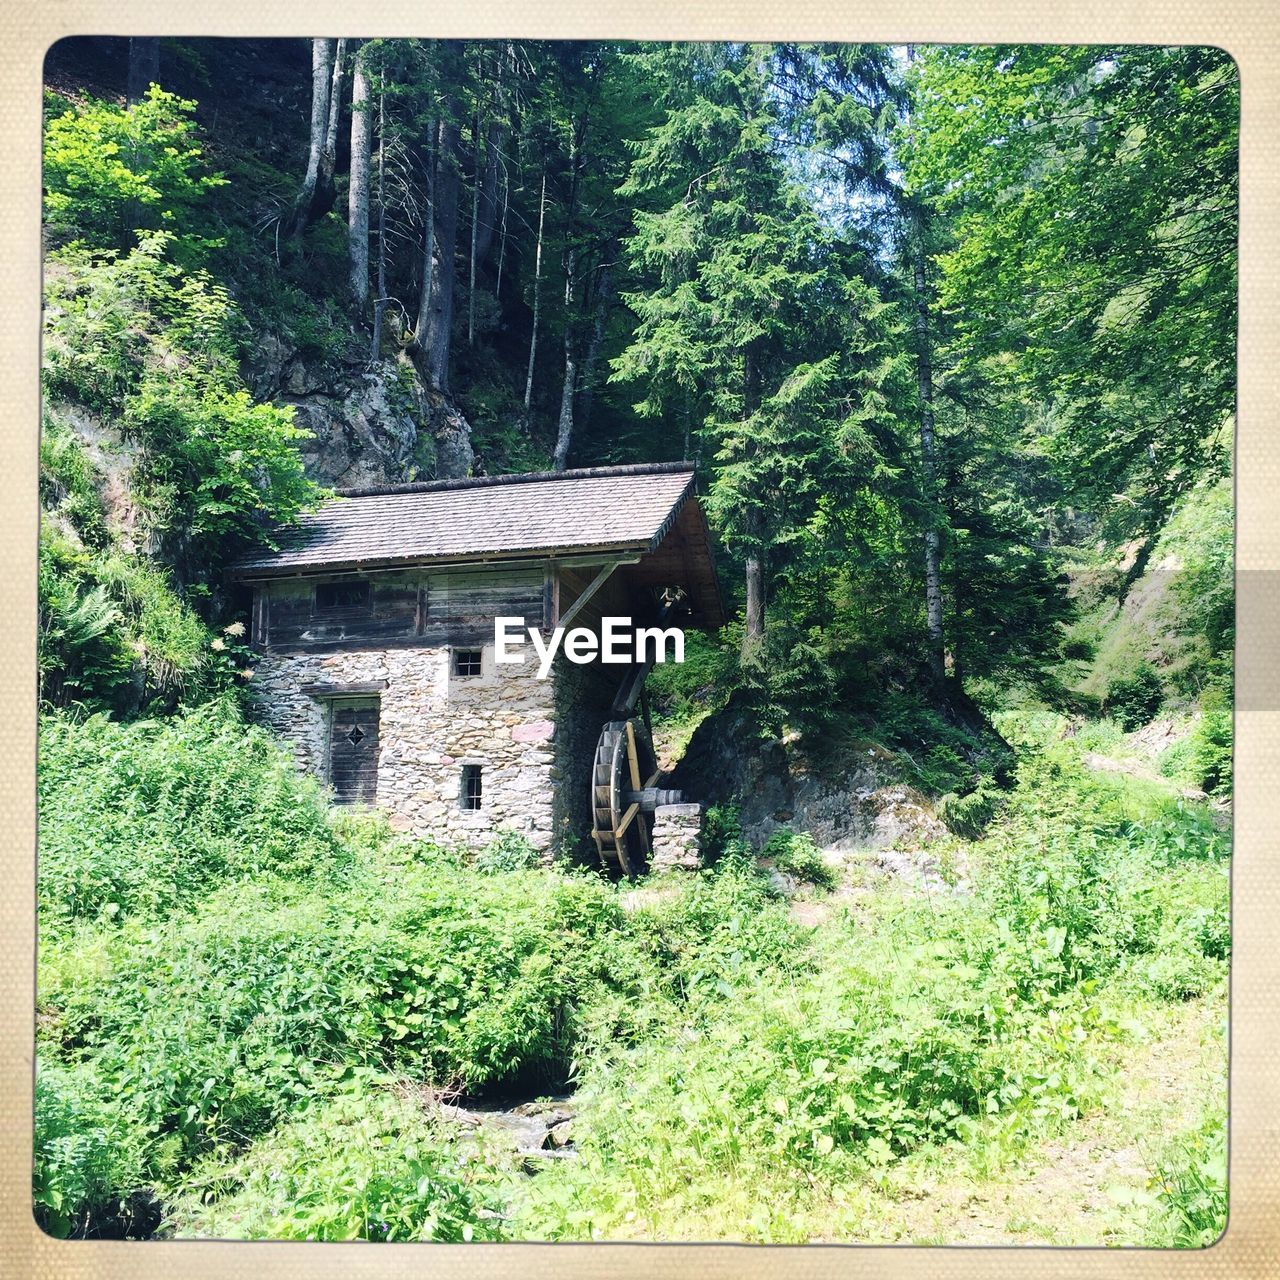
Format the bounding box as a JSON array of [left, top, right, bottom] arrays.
[[437, 1093, 579, 1163]]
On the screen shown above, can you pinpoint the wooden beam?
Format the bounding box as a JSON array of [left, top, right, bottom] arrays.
[[301, 681, 389, 697], [557, 560, 620, 630]]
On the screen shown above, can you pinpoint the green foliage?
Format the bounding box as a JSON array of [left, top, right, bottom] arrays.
[[1189, 684, 1233, 796], [761, 828, 837, 890], [43, 233, 318, 568], [35, 703, 1229, 1241], [906, 46, 1236, 533], [43, 86, 226, 259], [33, 1062, 153, 1239], [1154, 476, 1234, 685], [1150, 1118, 1228, 1248], [40, 224, 317, 708], [939, 784, 1000, 839], [471, 828, 542, 873], [37, 703, 347, 928], [174, 1088, 504, 1241], [1105, 664, 1164, 731], [38, 535, 137, 711]]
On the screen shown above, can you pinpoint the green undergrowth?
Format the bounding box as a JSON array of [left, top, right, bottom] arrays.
[[36, 702, 1228, 1245]]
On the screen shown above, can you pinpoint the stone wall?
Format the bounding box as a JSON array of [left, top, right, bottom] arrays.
[[650, 803, 704, 872], [250, 642, 558, 852]]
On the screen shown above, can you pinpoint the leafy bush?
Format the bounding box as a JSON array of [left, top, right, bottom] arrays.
[[939, 783, 1000, 839], [37, 703, 347, 927], [43, 86, 226, 257], [761, 828, 836, 890], [471, 828, 541, 873], [33, 1063, 152, 1239], [1190, 684, 1232, 796], [174, 1088, 505, 1241], [1105, 663, 1164, 731], [38, 535, 136, 711], [1151, 1118, 1228, 1248], [35, 708, 1231, 1242]]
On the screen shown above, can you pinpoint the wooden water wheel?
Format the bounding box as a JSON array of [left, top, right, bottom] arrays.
[[590, 717, 682, 876]]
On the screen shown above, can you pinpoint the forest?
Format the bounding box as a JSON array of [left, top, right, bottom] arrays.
[[36, 36, 1233, 1244]]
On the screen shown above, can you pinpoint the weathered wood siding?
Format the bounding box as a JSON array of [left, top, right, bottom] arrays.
[[253, 567, 544, 652]]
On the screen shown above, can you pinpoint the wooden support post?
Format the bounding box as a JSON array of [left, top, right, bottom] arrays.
[[557, 560, 620, 630]]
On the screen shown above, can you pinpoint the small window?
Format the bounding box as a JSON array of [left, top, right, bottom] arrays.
[[452, 648, 483, 678], [461, 764, 483, 811], [314, 579, 372, 613]]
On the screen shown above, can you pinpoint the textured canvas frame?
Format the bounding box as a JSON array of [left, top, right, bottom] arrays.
[[2, 1, 1276, 1276]]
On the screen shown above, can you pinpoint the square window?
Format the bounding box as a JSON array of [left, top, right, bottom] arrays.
[[314, 579, 372, 613], [452, 648, 483, 678], [461, 764, 483, 811]]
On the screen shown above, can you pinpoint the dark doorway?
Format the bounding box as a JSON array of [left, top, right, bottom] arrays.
[[328, 697, 380, 804]]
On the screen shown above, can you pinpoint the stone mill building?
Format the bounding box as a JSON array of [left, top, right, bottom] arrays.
[[230, 462, 723, 871]]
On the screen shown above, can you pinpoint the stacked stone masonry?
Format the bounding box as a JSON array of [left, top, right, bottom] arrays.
[[649, 803, 704, 872], [251, 643, 557, 851]]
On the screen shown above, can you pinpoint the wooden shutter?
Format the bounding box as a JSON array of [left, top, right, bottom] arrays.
[[328, 697, 380, 805]]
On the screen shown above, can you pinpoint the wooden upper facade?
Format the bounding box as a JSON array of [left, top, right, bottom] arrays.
[[229, 463, 725, 652]]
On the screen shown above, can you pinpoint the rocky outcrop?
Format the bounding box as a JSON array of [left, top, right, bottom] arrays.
[[244, 328, 475, 488], [670, 694, 959, 891], [670, 692, 885, 850]]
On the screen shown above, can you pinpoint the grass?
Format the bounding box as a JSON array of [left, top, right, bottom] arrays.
[[35, 700, 1229, 1245]]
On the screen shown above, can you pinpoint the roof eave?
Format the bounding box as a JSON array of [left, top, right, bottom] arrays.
[[225, 540, 654, 583]]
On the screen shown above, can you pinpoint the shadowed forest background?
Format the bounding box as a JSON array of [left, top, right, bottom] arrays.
[[36, 37, 1233, 1244]]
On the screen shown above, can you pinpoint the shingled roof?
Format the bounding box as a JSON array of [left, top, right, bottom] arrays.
[[230, 462, 703, 579]]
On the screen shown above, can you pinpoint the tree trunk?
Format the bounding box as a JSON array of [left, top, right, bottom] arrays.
[[323, 38, 346, 176], [552, 341, 576, 469], [523, 167, 548, 414], [744, 510, 766, 660], [413, 119, 436, 354], [467, 88, 483, 346], [574, 253, 615, 439], [423, 114, 461, 393], [495, 158, 510, 299], [475, 119, 503, 263], [289, 38, 335, 238], [347, 43, 372, 312], [370, 85, 386, 362], [552, 128, 583, 470], [127, 38, 159, 105], [912, 220, 947, 685]]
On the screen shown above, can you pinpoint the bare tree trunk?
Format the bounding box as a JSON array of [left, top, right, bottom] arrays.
[[467, 82, 483, 346], [413, 119, 436, 352], [370, 84, 387, 362], [323, 39, 346, 171], [574, 253, 615, 439], [347, 44, 373, 313], [552, 128, 584, 470], [523, 167, 548, 414], [912, 222, 947, 685], [127, 38, 159, 105], [475, 120, 503, 263], [552, 341, 576, 469], [289, 38, 335, 238], [423, 113, 461, 393], [495, 157, 510, 299]]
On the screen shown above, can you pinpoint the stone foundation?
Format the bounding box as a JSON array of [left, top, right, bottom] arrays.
[[649, 802, 704, 872], [250, 644, 557, 851]]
